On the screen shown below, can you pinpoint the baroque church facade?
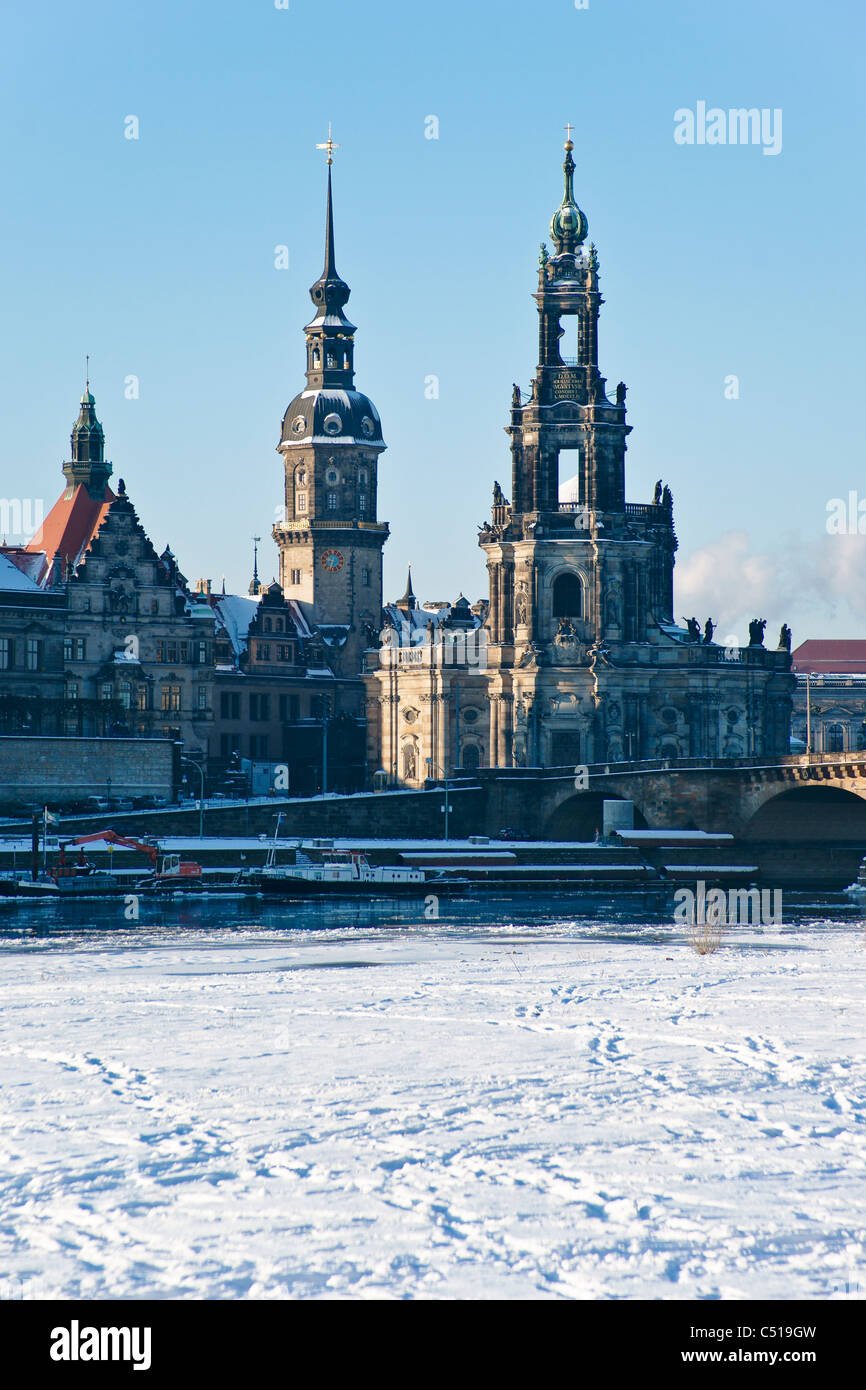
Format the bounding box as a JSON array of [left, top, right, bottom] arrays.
[[365, 138, 795, 784]]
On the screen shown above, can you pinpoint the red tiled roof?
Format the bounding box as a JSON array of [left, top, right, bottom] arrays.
[[24, 483, 114, 585], [791, 640, 866, 674]]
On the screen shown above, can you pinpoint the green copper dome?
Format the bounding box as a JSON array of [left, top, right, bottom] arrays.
[[550, 140, 588, 253]]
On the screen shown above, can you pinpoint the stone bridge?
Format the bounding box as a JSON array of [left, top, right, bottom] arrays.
[[474, 753, 866, 843]]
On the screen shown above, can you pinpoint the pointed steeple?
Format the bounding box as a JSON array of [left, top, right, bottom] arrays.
[[549, 130, 588, 256], [304, 143, 357, 389], [249, 535, 261, 596], [63, 374, 112, 498], [398, 565, 418, 611]]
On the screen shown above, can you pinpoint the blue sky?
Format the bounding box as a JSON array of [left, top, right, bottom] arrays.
[[1, 0, 864, 643]]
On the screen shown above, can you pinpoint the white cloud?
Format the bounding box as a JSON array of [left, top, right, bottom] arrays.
[[675, 530, 866, 645]]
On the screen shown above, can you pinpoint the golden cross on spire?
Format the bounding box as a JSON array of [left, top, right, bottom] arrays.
[[564, 122, 574, 144], [316, 123, 339, 165]]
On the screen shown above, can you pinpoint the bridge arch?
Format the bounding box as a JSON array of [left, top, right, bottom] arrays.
[[544, 792, 648, 841], [740, 783, 866, 841]]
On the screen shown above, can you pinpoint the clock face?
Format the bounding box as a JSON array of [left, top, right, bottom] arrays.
[[321, 549, 345, 572]]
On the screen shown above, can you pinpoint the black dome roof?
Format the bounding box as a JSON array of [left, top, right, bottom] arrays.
[[279, 388, 384, 448]]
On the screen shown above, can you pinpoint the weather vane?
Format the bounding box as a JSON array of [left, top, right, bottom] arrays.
[[316, 123, 339, 165]]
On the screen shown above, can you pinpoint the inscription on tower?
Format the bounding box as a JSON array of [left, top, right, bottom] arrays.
[[552, 369, 581, 400]]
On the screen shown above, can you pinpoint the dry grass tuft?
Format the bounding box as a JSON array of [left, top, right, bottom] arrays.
[[687, 918, 724, 955]]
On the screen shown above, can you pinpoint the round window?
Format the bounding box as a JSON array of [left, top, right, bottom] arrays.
[[323, 413, 342, 436]]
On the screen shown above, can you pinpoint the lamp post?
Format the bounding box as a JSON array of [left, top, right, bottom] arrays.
[[320, 696, 331, 797], [426, 757, 452, 841], [181, 757, 205, 839]]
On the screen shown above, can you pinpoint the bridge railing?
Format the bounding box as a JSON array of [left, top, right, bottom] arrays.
[[473, 752, 866, 780]]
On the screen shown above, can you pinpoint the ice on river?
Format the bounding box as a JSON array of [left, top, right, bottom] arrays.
[[1, 904, 865, 1300]]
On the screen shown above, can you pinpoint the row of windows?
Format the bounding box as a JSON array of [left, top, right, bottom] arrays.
[[2, 638, 212, 669], [63, 682, 209, 713], [155, 641, 210, 664], [296, 492, 368, 514], [220, 733, 271, 760], [0, 638, 41, 671], [220, 691, 328, 722], [253, 643, 295, 663], [73, 599, 165, 615], [295, 467, 371, 487]]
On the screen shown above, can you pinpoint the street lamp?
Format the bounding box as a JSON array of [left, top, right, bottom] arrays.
[[320, 696, 332, 797], [181, 756, 205, 839], [426, 757, 452, 841]]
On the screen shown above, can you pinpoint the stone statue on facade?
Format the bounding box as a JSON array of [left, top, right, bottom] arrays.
[[683, 616, 701, 642], [778, 623, 792, 652], [616, 381, 627, 406], [662, 485, 673, 510], [493, 480, 504, 507], [748, 618, 767, 647], [703, 618, 715, 645], [653, 479, 663, 505]]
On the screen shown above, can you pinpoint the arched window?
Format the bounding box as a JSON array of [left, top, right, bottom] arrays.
[[462, 744, 481, 770], [826, 723, 845, 752], [552, 572, 583, 618]]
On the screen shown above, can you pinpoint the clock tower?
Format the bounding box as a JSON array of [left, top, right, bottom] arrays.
[[273, 149, 389, 676]]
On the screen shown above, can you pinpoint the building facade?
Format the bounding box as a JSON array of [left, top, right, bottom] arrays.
[[365, 138, 795, 784], [791, 640, 866, 753]]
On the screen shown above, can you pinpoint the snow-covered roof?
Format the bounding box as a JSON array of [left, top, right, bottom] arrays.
[[0, 552, 43, 593], [214, 594, 260, 656]]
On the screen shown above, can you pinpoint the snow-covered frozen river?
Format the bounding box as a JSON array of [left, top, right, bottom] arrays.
[[1, 897, 864, 1300]]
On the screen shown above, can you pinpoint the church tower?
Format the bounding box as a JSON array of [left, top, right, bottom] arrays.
[[273, 146, 389, 676], [63, 376, 113, 498], [478, 134, 790, 767]]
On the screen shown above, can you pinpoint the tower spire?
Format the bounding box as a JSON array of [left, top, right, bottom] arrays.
[[304, 143, 357, 389], [399, 565, 418, 611], [249, 536, 261, 596], [550, 128, 588, 256], [317, 124, 340, 280]]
